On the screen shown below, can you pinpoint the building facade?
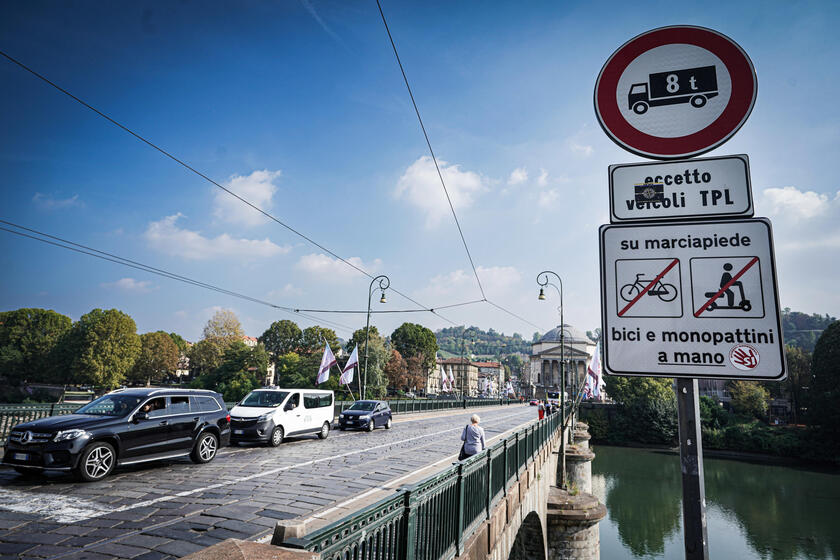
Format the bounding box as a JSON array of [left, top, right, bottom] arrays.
[[528, 324, 596, 400], [428, 358, 480, 396]]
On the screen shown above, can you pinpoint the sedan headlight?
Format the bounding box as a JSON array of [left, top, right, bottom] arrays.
[[360, 415, 371, 421], [257, 413, 272, 423], [339, 413, 345, 418], [53, 429, 90, 442]]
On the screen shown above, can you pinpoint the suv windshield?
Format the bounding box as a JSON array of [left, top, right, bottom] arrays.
[[349, 401, 377, 411], [240, 391, 289, 407], [75, 394, 144, 417]]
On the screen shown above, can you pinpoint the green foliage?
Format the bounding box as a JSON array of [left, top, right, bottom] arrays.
[[202, 309, 244, 342], [782, 345, 812, 424], [168, 332, 188, 353], [190, 341, 264, 402], [188, 338, 226, 377], [699, 395, 729, 430], [435, 325, 529, 357], [701, 421, 805, 457], [808, 321, 840, 448], [260, 319, 303, 357], [391, 323, 438, 372], [346, 327, 387, 399], [782, 308, 837, 352], [0, 308, 72, 384], [607, 376, 674, 407], [62, 309, 141, 390], [728, 380, 769, 420], [129, 331, 179, 386]]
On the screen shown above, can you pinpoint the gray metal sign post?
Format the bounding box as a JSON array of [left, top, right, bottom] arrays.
[[676, 378, 709, 560]]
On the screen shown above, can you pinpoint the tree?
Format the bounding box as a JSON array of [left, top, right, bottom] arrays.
[[784, 345, 812, 424], [202, 309, 244, 342], [808, 320, 840, 442], [300, 326, 340, 354], [168, 332, 188, 353], [191, 341, 266, 402], [405, 354, 427, 393], [345, 326, 388, 398], [384, 349, 407, 390], [130, 331, 179, 386], [728, 380, 769, 420], [0, 308, 72, 385], [62, 309, 141, 389], [188, 338, 226, 377], [607, 376, 674, 407], [260, 320, 302, 358], [391, 323, 438, 372]]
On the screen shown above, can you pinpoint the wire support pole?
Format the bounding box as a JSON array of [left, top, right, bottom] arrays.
[[363, 275, 390, 400], [537, 270, 567, 488]]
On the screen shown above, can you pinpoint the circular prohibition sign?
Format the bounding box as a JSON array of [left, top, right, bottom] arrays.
[[594, 25, 757, 160]]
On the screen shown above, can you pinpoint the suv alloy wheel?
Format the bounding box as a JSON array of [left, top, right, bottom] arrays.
[[76, 442, 116, 482], [191, 432, 219, 464]]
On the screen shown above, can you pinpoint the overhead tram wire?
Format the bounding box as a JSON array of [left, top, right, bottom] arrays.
[[0, 221, 359, 335], [375, 0, 485, 302], [0, 49, 460, 327], [375, 2, 549, 334]]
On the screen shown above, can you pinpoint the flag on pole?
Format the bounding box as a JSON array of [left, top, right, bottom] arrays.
[[316, 344, 337, 385], [584, 341, 602, 399], [440, 364, 449, 392], [340, 345, 358, 385], [448, 365, 456, 390]]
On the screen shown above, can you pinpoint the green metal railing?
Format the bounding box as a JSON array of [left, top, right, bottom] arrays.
[[0, 398, 520, 445], [285, 412, 563, 560]]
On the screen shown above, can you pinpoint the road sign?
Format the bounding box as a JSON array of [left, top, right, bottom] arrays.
[[599, 218, 785, 380], [594, 26, 757, 160], [609, 154, 753, 222]]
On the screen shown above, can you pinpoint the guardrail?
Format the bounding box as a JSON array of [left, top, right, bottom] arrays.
[[285, 412, 562, 559], [0, 398, 521, 445]]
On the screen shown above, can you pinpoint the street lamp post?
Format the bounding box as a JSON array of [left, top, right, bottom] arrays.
[[537, 270, 567, 488], [363, 275, 389, 401]]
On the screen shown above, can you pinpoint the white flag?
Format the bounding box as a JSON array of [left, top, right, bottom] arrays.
[[317, 344, 337, 385], [448, 365, 456, 389], [340, 345, 358, 385], [584, 341, 602, 399], [440, 364, 449, 392]]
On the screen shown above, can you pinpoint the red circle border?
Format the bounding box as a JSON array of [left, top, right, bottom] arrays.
[[594, 26, 757, 159]]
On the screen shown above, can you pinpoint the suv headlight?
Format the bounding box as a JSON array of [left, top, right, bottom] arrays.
[[257, 413, 272, 423], [53, 429, 90, 442]]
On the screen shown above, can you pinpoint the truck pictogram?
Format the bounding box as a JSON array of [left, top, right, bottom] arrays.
[[628, 65, 718, 115]]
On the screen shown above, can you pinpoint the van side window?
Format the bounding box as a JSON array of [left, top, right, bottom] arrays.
[[170, 396, 190, 414], [287, 393, 300, 409], [303, 394, 320, 409], [320, 394, 333, 407]]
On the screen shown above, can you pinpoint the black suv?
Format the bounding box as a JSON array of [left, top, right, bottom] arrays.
[[2, 388, 231, 481]]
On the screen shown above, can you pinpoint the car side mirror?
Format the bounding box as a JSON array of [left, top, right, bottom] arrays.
[[285, 403, 296, 411], [133, 412, 148, 423]]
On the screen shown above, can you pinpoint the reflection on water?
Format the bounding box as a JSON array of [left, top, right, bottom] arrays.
[[591, 445, 840, 560]]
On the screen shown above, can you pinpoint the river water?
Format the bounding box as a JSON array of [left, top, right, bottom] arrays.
[[591, 445, 840, 559]]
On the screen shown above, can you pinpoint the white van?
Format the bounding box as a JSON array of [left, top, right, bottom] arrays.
[[229, 388, 334, 446]]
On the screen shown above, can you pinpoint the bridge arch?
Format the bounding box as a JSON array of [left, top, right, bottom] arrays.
[[508, 510, 546, 560]]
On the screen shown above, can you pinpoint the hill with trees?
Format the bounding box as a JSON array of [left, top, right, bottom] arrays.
[[435, 326, 531, 357]]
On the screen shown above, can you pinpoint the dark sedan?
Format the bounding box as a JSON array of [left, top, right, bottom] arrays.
[[338, 400, 392, 432]]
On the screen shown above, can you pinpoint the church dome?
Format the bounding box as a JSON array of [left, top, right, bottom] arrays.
[[538, 324, 591, 344]]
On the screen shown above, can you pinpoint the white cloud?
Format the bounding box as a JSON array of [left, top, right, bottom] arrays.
[[145, 213, 291, 260], [508, 167, 528, 186], [537, 169, 549, 188], [760, 186, 834, 220], [32, 193, 82, 209], [214, 169, 281, 227], [269, 283, 304, 298], [570, 142, 594, 157], [395, 156, 486, 228], [295, 253, 381, 282], [101, 278, 154, 293], [538, 189, 559, 207], [418, 266, 522, 300]]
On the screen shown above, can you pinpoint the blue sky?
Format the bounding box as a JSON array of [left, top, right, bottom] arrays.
[[1, 0, 839, 342]]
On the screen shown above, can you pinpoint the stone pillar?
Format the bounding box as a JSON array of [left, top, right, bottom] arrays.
[[574, 422, 591, 450], [564, 444, 595, 495], [546, 488, 606, 560]]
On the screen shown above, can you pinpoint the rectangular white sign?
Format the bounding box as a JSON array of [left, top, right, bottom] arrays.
[[599, 218, 785, 380], [609, 154, 753, 222]]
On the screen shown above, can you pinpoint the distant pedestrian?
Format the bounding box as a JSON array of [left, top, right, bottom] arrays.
[[459, 414, 486, 460], [538, 401, 545, 420]]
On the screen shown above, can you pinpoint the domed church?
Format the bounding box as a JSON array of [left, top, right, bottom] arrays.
[[527, 324, 596, 400]]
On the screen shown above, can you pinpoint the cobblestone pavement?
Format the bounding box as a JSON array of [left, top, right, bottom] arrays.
[[0, 405, 537, 559]]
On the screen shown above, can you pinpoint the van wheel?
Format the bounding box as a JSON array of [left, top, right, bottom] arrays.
[[269, 426, 284, 447], [75, 442, 116, 482], [318, 422, 330, 440], [191, 432, 219, 464]]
